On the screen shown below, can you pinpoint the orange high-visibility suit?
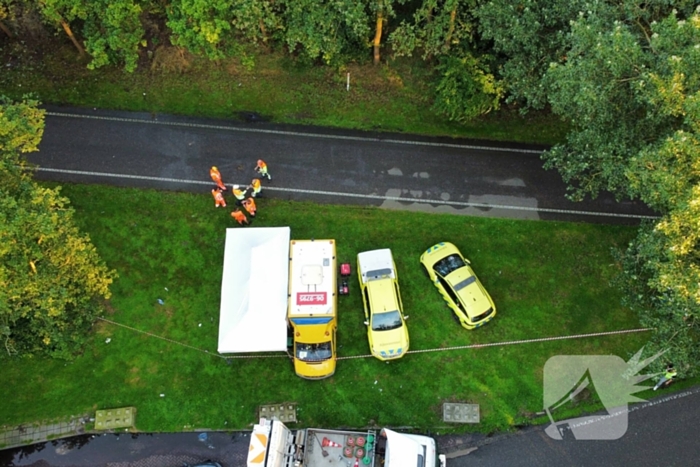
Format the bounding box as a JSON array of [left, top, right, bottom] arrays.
[[210, 166, 226, 190], [255, 160, 271, 180], [212, 189, 226, 207], [242, 197, 257, 217], [231, 209, 249, 225], [250, 178, 262, 197]]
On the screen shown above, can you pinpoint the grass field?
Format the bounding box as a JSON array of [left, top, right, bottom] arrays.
[[0, 43, 568, 144], [0, 183, 650, 434]]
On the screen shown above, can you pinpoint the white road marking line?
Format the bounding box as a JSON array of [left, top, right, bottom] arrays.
[[46, 111, 545, 154], [35, 166, 659, 220]]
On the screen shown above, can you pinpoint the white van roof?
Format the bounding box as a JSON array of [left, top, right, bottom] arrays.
[[358, 249, 396, 284], [288, 239, 336, 318]]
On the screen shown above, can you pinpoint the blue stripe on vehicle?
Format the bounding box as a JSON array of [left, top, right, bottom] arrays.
[[291, 317, 334, 325]]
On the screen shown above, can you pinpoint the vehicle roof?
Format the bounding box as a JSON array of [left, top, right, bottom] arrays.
[[447, 270, 492, 317], [366, 278, 399, 313], [288, 239, 336, 317], [358, 249, 396, 284]]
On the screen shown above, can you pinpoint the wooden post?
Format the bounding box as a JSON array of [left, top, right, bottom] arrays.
[[60, 19, 85, 57], [373, 8, 383, 65]]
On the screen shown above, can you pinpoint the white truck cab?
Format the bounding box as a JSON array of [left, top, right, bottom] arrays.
[[247, 418, 445, 467], [382, 428, 441, 467]]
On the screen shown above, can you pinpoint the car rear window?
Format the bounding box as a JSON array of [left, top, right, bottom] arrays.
[[366, 268, 393, 280]]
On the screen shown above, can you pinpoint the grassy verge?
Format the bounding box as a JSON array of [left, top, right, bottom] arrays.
[[0, 183, 648, 434], [0, 42, 568, 144]]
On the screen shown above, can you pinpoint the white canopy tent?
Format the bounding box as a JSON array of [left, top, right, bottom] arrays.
[[218, 227, 290, 353]]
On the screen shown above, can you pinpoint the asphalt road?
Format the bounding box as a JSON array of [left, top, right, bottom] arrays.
[[442, 386, 700, 467], [2, 387, 698, 467], [30, 106, 657, 225]]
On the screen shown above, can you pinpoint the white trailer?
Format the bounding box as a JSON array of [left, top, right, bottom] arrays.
[[247, 418, 445, 467]]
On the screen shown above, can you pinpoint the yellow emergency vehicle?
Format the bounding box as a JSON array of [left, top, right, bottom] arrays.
[[287, 239, 338, 379]]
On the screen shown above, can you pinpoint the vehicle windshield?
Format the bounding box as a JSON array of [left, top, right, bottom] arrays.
[[296, 341, 332, 361], [453, 275, 476, 292], [372, 311, 403, 331], [433, 254, 466, 277]]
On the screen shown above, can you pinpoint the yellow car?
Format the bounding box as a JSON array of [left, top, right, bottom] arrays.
[[357, 249, 409, 360], [420, 242, 496, 329]]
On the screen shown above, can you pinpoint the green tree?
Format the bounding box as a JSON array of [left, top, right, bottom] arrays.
[[390, 0, 476, 60], [35, 0, 88, 57], [166, 0, 235, 60], [0, 0, 14, 38], [0, 96, 44, 156], [82, 0, 144, 72], [34, 0, 144, 71], [280, 0, 370, 65], [431, 53, 503, 122], [542, 7, 700, 375], [230, 0, 282, 45], [390, 0, 501, 122], [476, 0, 587, 109], [0, 97, 116, 358], [543, 4, 696, 201], [615, 212, 700, 376]]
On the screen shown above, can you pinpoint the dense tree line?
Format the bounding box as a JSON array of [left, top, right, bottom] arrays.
[[0, 0, 504, 121], [0, 1, 698, 373], [482, 0, 699, 375]]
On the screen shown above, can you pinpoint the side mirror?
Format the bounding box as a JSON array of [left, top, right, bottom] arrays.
[[364, 321, 369, 326], [404, 315, 409, 320]]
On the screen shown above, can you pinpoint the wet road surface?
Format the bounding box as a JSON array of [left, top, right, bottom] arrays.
[[2, 386, 698, 467], [0, 432, 248, 467], [31, 106, 657, 225]]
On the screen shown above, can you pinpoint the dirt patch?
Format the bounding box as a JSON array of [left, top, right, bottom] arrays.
[[93, 319, 112, 336], [343, 63, 405, 94], [101, 299, 118, 315], [150, 46, 192, 74], [127, 367, 141, 386], [157, 304, 174, 318], [518, 407, 538, 420], [288, 111, 316, 121]]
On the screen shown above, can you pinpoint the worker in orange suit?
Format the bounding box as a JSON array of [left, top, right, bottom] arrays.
[[210, 166, 226, 190], [242, 197, 257, 217], [211, 188, 226, 208], [231, 209, 249, 226], [255, 159, 271, 180], [232, 185, 247, 205], [250, 178, 262, 198]]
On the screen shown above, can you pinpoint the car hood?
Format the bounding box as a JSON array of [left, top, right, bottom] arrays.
[[294, 358, 336, 379], [371, 326, 409, 357]]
